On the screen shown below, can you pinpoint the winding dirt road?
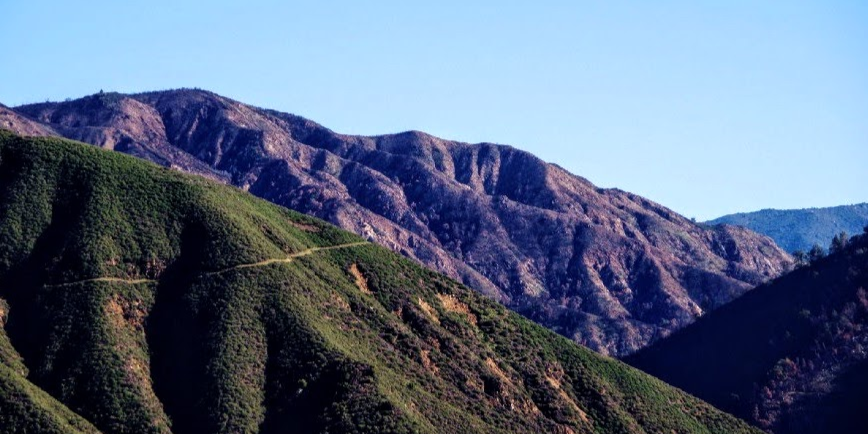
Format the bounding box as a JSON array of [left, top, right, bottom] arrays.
[[46, 241, 369, 287]]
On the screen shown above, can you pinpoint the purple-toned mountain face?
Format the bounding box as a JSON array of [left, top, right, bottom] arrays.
[[5, 89, 792, 355]]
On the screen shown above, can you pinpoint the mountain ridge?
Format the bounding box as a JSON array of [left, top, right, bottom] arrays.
[[708, 203, 868, 253], [0, 130, 762, 434], [5, 89, 793, 355]]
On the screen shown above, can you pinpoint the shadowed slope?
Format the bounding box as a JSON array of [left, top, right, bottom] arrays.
[[1, 304, 100, 434], [627, 231, 868, 434]]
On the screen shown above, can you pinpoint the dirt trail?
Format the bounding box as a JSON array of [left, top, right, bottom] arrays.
[[50, 277, 158, 287], [46, 241, 369, 286], [205, 241, 370, 276]]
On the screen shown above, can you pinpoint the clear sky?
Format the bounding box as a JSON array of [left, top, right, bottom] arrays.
[[2, 1, 866, 220]]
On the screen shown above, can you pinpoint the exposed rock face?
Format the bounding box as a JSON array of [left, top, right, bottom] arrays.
[[0, 104, 58, 137], [7, 89, 792, 355]]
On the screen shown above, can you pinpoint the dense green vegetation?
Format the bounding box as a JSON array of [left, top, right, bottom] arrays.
[[627, 230, 868, 434], [709, 204, 868, 253], [0, 363, 100, 434], [0, 130, 760, 434]]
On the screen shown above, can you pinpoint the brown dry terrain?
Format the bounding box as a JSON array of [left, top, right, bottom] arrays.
[[4, 89, 792, 355]]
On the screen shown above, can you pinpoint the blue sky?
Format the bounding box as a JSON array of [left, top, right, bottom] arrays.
[[2, 1, 866, 220]]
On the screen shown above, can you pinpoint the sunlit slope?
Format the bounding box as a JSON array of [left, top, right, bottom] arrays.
[[0, 130, 760, 434]]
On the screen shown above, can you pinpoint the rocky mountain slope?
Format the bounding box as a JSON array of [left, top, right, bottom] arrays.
[[0, 131, 762, 434], [5, 89, 792, 355], [709, 204, 868, 253], [627, 229, 868, 434], [0, 103, 58, 137]]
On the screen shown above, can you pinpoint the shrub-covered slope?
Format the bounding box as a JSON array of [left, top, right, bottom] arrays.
[[627, 230, 868, 434], [0, 131, 760, 434], [8, 90, 792, 356], [709, 204, 868, 253], [0, 343, 100, 434]]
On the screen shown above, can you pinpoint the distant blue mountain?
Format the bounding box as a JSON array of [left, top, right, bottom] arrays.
[[708, 203, 868, 253]]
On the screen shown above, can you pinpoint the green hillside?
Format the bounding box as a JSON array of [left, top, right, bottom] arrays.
[[0, 130, 759, 434], [0, 365, 100, 434]]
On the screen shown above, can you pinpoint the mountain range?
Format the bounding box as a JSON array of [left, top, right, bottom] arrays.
[[627, 228, 868, 434], [0, 130, 763, 434], [709, 204, 868, 253], [1, 89, 792, 355]]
